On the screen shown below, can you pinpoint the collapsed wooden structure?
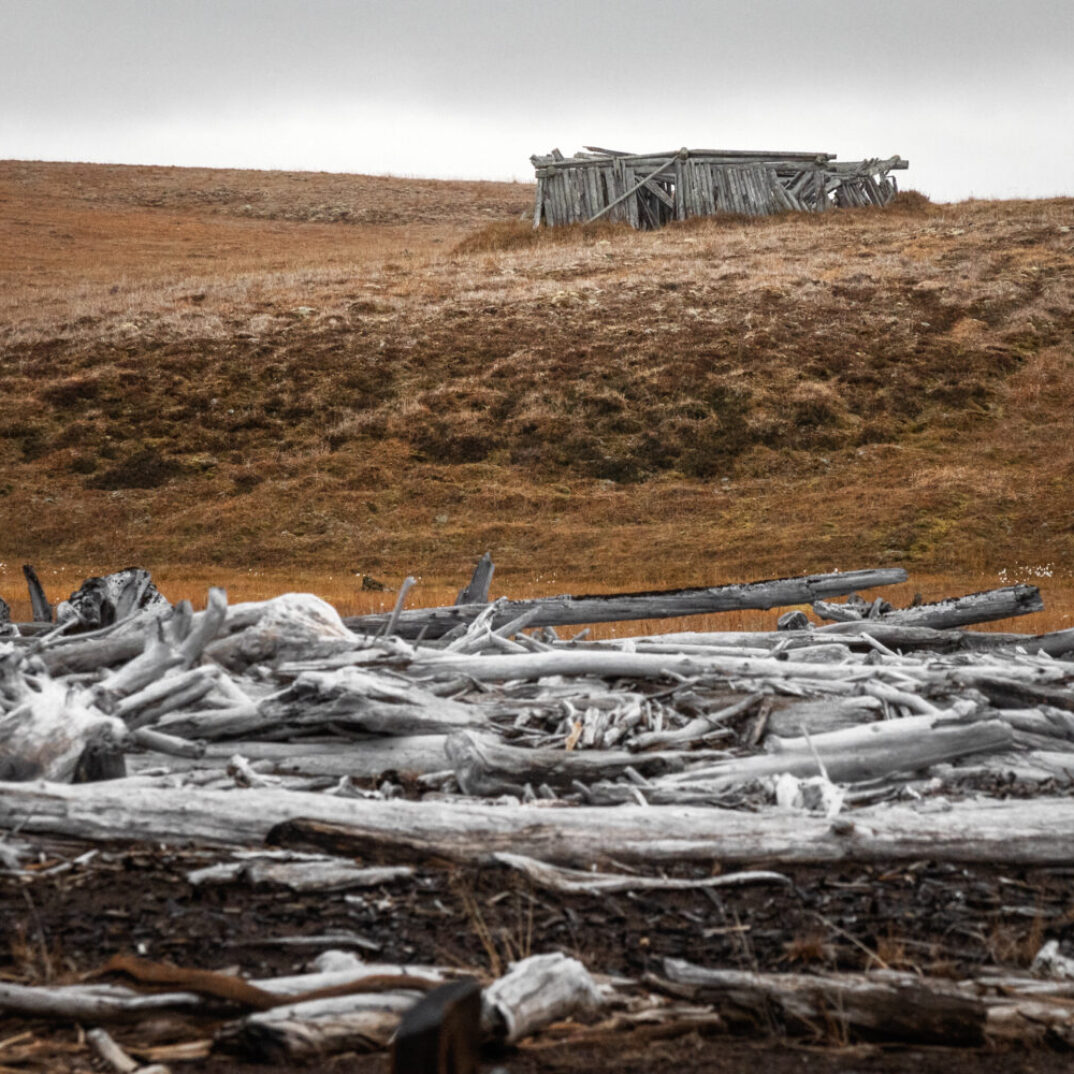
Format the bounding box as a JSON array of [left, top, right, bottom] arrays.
[[4, 561, 1074, 1064], [531, 147, 909, 228]]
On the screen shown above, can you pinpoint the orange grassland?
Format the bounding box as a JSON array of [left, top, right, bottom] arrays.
[[1, 160, 1073, 633]]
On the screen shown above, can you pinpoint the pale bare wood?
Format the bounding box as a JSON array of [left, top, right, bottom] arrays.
[[9, 782, 1074, 866], [343, 568, 909, 639]]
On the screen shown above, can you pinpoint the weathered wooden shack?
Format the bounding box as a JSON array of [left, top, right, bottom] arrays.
[[531, 147, 909, 229]]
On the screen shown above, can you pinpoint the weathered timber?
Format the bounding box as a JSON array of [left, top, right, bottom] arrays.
[[218, 992, 421, 1061], [493, 852, 788, 895], [124, 736, 459, 779], [409, 648, 889, 684], [625, 622, 1074, 655], [658, 959, 986, 1046], [155, 668, 484, 740], [0, 981, 205, 1021], [443, 729, 722, 795], [455, 552, 494, 606], [533, 147, 907, 228], [657, 714, 1014, 789], [22, 564, 52, 622], [56, 567, 170, 629], [9, 782, 1074, 866], [483, 953, 601, 1044], [0, 677, 127, 782], [818, 584, 1043, 631], [343, 568, 908, 639]]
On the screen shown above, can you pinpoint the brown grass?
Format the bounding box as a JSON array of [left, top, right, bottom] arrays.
[[1, 160, 1073, 612]]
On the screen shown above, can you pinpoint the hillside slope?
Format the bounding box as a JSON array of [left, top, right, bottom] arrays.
[[1, 160, 1072, 594]]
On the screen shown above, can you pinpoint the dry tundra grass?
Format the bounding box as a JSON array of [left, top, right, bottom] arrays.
[[1, 159, 1072, 622]]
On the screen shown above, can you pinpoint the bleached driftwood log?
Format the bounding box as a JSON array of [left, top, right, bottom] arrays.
[[343, 568, 909, 639], [186, 853, 414, 893], [8, 781, 1074, 866], [493, 852, 788, 895], [0, 981, 205, 1020], [124, 736, 458, 779], [624, 622, 1074, 657], [817, 584, 1043, 631], [156, 668, 484, 740], [657, 958, 986, 1045], [217, 991, 421, 1061], [656, 714, 1013, 789], [482, 953, 601, 1044], [0, 675, 127, 782], [204, 594, 359, 671]]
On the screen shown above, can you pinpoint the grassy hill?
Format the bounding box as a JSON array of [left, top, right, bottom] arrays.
[[1, 160, 1072, 622]]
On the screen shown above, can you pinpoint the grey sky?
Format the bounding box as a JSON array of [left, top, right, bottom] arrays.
[[3, 0, 1072, 200]]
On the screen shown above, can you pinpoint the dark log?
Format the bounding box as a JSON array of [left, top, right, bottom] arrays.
[[344, 569, 908, 640], [455, 553, 494, 606], [57, 568, 170, 630], [22, 564, 52, 622]]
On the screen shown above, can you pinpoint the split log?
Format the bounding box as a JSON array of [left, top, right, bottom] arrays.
[[10, 781, 1074, 866], [343, 569, 908, 639], [657, 958, 986, 1046]]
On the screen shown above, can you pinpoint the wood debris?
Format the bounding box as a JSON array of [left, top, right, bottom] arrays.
[[3, 558, 1074, 1064]]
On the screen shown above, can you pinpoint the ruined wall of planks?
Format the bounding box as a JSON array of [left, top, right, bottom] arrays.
[[531, 147, 909, 229]]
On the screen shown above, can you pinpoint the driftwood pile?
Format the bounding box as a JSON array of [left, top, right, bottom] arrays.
[[4, 559, 1074, 1064], [531, 147, 909, 229]]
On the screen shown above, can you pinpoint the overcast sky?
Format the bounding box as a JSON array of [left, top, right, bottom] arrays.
[[3, 0, 1072, 201]]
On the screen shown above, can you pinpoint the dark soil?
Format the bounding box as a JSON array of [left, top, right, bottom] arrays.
[[4, 837, 1074, 1071]]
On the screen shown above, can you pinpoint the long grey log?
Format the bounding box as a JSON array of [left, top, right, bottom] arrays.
[[6, 782, 1074, 866], [343, 568, 909, 640]]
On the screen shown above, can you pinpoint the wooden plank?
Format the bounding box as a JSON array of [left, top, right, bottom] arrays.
[[585, 161, 672, 226], [624, 166, 640, 229]]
